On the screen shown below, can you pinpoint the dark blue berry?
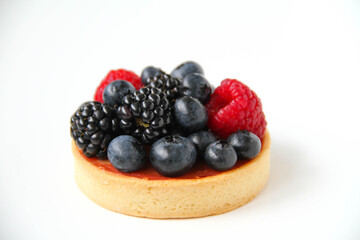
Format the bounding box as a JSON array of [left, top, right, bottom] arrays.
[[180, 73, 211, 103], [173, 96, 208, 133], [149, 136, 197, 177], [171, 61, 204, 82], [103, 80, 135, 106], [107, 135, 146, 172], [227, 130, 261, 159], [204, 141, 237, 171], [141, 66, 163, 85], [188, 131, 217, 158]]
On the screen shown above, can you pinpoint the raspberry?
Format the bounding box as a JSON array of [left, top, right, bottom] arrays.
[[205, 79, 266, 140], [94, 69, 143, 103]]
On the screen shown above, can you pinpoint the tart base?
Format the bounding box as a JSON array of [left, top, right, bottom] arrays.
[[72, 131, 271, 219]]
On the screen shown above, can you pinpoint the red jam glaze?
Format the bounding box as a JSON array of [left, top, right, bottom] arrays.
[[79, 146, 251, 180]]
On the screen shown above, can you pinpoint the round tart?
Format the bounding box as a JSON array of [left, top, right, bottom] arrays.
[[72, 130, 270, 219]]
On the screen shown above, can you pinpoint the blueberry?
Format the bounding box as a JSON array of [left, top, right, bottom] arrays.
[[227, 130, 261, 159], [150, 136, 197, 177], [174, 96, 208, 133], [188, 131, 217, 158], [204, 141, 237, 171], [103, 80, 135, 106], [141, 66, 163, 85], [171, 61, 204, 82], [107, 135, 146, 172], [180, 73, 212, 103]]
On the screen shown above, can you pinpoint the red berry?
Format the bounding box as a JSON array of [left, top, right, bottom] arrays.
[[94, 69, 143, 103], [205, 79, 266, 140]]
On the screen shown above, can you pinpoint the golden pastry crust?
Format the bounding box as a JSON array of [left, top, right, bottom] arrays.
[[72, 131, 271, 218]]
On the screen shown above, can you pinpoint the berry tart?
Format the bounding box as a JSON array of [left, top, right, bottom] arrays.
[[70, 62, 270, 218]]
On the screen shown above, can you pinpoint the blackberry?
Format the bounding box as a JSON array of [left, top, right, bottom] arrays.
[[116, 87, 173, 144], [144, 73, 181, 101], [70, 101, 121, 158]]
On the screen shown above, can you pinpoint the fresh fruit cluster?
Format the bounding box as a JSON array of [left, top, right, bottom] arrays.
[[70, 61, 267, 177]]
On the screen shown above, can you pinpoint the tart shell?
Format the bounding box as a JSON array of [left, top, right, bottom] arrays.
[[72, 131, 271, 218]]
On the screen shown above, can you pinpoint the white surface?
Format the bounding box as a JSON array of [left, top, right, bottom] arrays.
[[1, 0, 359, 239]]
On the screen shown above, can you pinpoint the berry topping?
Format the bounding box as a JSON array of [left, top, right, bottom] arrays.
[[144, 73, 181, 101], [117, 87, 173, 144], [204, 141, 237, 171], [171, 61, 204, 82], [141, 66, 163, 85], [205, 79, 266, 140], [149, 136, 197, 177], [188, 131, 217, 158], [174, 96, 208, 133], [107, 135, 146, 172], [103, 80, 136, 106], [180, 73, 212, 103], [94, 69, 142, 103], [70, 101, 120, 158], [227, 130, 261, 160], [71, 62, 268, 178]]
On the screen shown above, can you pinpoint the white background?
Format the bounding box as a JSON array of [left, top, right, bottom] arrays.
[[1, 0, 359, 239]]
